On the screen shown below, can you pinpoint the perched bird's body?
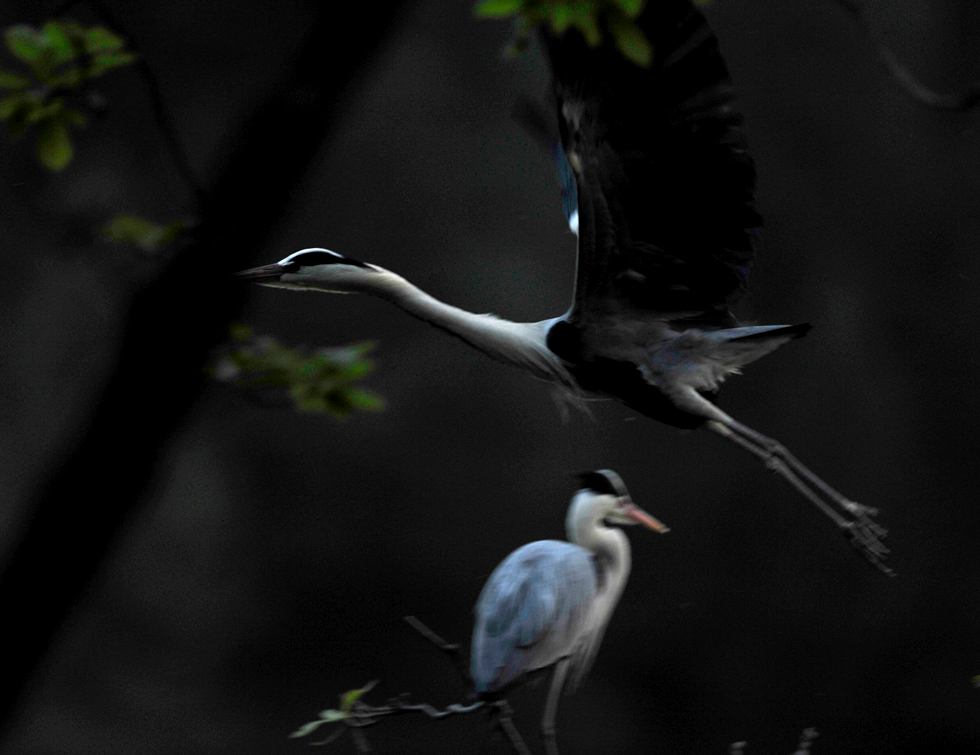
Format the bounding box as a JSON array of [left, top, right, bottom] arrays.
[[239, 0, 889, 572], [469, 470, 666, 751], [471, 539, 603, 694]]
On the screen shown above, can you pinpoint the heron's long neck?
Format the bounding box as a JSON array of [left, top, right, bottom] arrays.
[[567, 499, 632, 601], [368, 269, 568, 382]]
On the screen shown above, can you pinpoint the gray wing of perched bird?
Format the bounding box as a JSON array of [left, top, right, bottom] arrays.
[[471, 540, 598, 695]]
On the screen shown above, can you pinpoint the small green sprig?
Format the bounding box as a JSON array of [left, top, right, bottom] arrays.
[[211, 326, 384, 418], [474, 0, 652, 67], [101, 214, 188, 254], [0, 20, 137, 170], [290, 681, 379, 740]]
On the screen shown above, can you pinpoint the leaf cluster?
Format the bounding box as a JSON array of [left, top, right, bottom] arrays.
[[211, 326, 384, 418], [101, 214, 188, 254], [290, 681, 378, 740], [474, 0, 652, 67], [0, 20, 137, 170]]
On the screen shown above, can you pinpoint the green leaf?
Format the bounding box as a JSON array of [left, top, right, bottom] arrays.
[[570, 13, 601, 46], [41, 21, 76, 65], [608, 14, 652, 67], [611, 0, 645, 19], [0, 69, 28, 89], [0, 91, 39, 136], [36, 117, 72, 170], [102, 214, 186, 252], [346, 388, 384, 411], [46, 67, 84, 89], [289, 712, 345, 738], [211, 330, 382, 418], [4, 25, 44, 64], [83, 26, 125, 54], [473, 0, 524, 18], [548, 5, 574, 34], [0, 91, 30, 120], [88, 50, 137, 77], [25, 98, 64, 125], [339, 681, 378, 712]]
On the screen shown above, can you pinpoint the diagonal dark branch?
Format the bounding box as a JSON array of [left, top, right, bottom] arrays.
[[404, 614, 472, 693], [833, 0, 980, 111], [0, 3, 408, 742], [401, 616, 532, 755]]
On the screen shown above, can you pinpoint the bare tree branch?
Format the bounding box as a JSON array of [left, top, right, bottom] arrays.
[[291, 618, 533, 754], [403, 615, 532, 754], [0, 3, 408, 741], [294, 692, 535, 754]]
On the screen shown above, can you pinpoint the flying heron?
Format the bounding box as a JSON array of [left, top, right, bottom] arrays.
[[237, 0, 889, 572], [471, 469, 667, 754]]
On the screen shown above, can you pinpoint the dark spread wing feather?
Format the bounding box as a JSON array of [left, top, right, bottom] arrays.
[[541, 0, 760, 324]]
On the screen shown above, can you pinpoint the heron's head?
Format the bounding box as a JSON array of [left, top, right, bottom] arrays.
[[236, 248, 384, 293], [572, 469, 669, 533]]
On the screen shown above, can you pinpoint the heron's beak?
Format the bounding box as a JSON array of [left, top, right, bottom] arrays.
[[622, 501, 670, 534], [235, 264, 285, 283]]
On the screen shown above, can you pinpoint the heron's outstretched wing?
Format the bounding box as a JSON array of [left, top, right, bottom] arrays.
[[471, 541, 597, 694], [542, 0, 760, 325]]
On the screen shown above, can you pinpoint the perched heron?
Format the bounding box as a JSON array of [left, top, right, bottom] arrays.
[[471, 469, 667, 754], [238, 0, 888, 572]]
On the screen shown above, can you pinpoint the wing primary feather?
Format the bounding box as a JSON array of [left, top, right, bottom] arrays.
[[541, 0, 761, 324]]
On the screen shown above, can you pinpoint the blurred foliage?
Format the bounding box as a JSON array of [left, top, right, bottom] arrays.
[[211, 325, 383, 418], [474, 0, 652, 66], [101, 213, 188, 253], [290, 680, 378, 740], [1, 14, 382, 419], [0, 19, 137, 170]]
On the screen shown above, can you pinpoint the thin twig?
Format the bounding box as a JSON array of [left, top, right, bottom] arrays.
[[295, 694, 491, 751], [51, 0, 208, 205], [403, 615, 459, 653], [832, 0, 980, 111], [492, 700, 534, 755], [403, 615, 471, 691], [401, 616, 532, 754]]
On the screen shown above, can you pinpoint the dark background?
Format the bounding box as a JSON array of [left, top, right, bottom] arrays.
[[2, 1, 979, 752]]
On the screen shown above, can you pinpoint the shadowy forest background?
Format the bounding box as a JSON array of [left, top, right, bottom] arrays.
[[1, 0, 979, 752]]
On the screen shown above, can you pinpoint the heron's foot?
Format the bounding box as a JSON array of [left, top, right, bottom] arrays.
[[543, 728, 560, 755], [842, 499, 879, 518], [843, 509, 894, 577]]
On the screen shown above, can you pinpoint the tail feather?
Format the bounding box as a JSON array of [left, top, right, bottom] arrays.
[[706, 323, 811, 372], [722, 323, 812, 343]]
